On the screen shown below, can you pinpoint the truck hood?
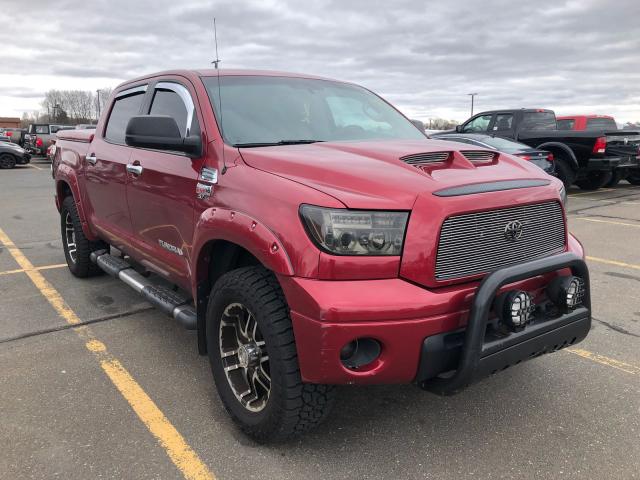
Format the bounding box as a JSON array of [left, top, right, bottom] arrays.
[[238, 139, 549, 209]]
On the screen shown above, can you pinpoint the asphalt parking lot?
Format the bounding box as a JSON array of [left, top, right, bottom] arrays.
[[1, 158, 639, 480]]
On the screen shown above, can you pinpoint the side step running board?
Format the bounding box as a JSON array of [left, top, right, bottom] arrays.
[[90, 250, 197, 330]]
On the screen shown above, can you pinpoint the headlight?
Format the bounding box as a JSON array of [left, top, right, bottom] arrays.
[[300, 205, 409, 255], [558, 183, 567, 206]]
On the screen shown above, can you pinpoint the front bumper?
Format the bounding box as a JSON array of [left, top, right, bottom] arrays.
[[281, 240, 589, 387], [417, 253, 590, 395]]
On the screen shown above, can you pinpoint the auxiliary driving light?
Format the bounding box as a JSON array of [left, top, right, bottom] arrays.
[[547, 275, 586, 311], [496, 290, 535, 331]]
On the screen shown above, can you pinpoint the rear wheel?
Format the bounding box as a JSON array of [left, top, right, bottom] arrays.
[[60, 196, 108, 277], [576, 171, 613, 191], [604, 169, 624, 187], [0, 153, 16, 169], [206, 266, 335, 442], [553, 156, 576, 190]]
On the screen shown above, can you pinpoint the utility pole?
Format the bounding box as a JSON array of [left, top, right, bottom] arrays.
[[96, 89, 101, 121], [467, 93, 478, 116]]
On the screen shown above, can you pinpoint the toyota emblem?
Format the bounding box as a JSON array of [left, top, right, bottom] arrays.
[[504, 220, 523, 241]]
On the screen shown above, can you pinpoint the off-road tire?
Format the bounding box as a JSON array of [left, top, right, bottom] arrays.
[[60, 196, 108, 277], [553, 156, 576, 190], [206, 266, 335, 442], [576, 171, 613, 191], [0, 153, 16, 169], [627, 173, 640, 185], [604, 169, 624, 187]]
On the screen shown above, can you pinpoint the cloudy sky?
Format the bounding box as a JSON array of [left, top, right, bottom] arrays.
[[2, 0, 639, 123]]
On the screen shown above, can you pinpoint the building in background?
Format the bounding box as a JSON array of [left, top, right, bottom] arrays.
[[0, 117, 21, 128]]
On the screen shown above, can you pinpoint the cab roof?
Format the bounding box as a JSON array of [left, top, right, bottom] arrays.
[[117, 69, 344, 91]]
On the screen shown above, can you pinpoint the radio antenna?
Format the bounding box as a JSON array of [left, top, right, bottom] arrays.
[[211, 18, 227, 173]]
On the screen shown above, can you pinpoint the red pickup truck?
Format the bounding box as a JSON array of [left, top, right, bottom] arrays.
[[53, 69, 591, 441]]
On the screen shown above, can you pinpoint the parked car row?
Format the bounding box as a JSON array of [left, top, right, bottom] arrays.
[[437, 109, 639, 190], [21, 123, 96, 156], [0, 138, 31, 169]]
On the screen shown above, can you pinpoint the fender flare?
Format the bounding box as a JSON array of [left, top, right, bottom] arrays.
[[534, 142, 579, 171], [191, 207, 295, 293], [55, 165, 96, 240], [191, 208, 295, 355]]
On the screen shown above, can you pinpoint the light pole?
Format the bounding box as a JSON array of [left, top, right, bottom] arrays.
[[96, 89, 101, 121], [467, 93, 478, 116]]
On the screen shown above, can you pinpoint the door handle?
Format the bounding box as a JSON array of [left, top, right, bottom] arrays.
[[126, 163, 143, 175], [85, 154, 97, 165]]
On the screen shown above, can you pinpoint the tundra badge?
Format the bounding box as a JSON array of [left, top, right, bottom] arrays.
[[158, 239, 184, 256]]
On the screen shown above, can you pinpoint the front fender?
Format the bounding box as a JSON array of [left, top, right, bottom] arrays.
[[191, 207, 295, 292], [535, 142, 579, 170]]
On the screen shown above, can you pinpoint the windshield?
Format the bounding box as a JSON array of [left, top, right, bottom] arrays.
[[202, 76, 425, 146], [478, 136, 528, 153], [521, 112, 557, 131]]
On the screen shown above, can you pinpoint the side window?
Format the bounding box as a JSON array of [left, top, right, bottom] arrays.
[[493, 114, 513, 131], [557, 119, 575, 130], [150, 89, 189, 135], [35, 125, 49, 134], [149, 83, 200, 138], [105, 91, 145, 144], [462, 114, 492, 133]]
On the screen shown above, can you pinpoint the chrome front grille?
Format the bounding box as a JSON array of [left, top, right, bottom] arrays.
[[435, 201, 566, 281], [461, 150, 496, 163], [401, 151, 450, 166]]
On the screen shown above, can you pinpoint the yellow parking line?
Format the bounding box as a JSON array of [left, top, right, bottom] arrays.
[[574, 217, 640, 228], [586, 255, 640, 271], [0, 263, 67, 276], [565, 348, 639, 375], [0, 227, 215, 480]]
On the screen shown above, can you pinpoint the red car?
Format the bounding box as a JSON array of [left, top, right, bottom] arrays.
[[557, 114, 640, 186], [53, 70, 591, 441]]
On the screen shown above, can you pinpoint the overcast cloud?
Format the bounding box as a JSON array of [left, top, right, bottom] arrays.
[[1, 0, 639, 123]]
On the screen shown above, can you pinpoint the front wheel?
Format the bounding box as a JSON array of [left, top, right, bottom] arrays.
[[0, 153, 16, 169], [60, 196, 108, 277], [206, 266, 335, 442]]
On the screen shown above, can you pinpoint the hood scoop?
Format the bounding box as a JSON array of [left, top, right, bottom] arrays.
[[401, 151, 451, 167], [460, 150, 497, 164]]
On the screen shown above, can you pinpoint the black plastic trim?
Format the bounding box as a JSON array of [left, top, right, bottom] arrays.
[[419, 252, 590, 395], [433, 179, 551, 197]]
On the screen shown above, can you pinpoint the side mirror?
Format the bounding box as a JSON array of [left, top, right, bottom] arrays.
[[455, 125, 463, 133], [125, 115, 202, 156]]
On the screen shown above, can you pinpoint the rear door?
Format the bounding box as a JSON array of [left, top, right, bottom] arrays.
[[125, 80, 203, 285], [490, 112, 515, 139], [83, 85, 146, 246]]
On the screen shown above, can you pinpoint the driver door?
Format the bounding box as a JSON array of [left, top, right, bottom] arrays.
[[125, 80, 204, 287]]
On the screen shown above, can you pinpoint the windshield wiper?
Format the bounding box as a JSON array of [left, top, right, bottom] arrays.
[[233, 139, 324, 148]]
